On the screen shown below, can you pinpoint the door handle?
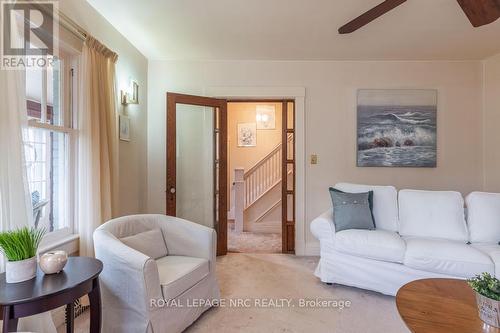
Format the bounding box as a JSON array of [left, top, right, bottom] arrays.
[[170, 187, 176, 194]]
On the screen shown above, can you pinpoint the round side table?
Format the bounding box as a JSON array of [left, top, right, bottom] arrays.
[[396, 278, 500, 333], [0, 256, 103, 333]]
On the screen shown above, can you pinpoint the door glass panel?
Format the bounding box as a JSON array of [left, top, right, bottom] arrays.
[[287, 101, 294, 129], [287, 163, 294, 191], [287, 132, 294, 160], [176, 104, 215, 228], [287, 194, 294, 221]]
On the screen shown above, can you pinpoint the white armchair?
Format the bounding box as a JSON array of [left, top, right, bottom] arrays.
[[93, 214, 220, 333]]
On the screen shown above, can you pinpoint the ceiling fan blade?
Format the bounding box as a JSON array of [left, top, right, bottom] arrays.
[[456, 0, 500, 27], [338, 0, 408, 34]]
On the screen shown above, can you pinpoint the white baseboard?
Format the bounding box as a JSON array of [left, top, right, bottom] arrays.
[[303, 242, 320, 256]]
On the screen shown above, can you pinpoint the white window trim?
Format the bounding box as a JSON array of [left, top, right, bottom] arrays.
[[27, 53, 79, 247]]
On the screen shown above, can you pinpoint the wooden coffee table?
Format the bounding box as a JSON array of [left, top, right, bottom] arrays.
[[396, 278, 500, 333]]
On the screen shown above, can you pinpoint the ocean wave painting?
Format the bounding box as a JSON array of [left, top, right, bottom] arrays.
[[357, 89, 437, 167]]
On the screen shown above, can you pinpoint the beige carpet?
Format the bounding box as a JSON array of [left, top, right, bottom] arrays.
[[60, 254, 409, 333], [227, 227, 282, 253]]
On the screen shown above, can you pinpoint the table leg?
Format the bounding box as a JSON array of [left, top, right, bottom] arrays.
[[89, 277, 101, 333], [2, 305, 18, 333], [66, 302, 75, 333]]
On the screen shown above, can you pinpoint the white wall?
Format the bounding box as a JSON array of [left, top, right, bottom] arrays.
[[483, 53, 500, 192], [59, 0, 148, 216], [147, 60, 484, 253]]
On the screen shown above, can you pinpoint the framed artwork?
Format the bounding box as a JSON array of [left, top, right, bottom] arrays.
[[256, 105, 276, 129], [357, 89, 437, 167], [129, 80, 139, 104], [119, 115, 131, 141], [237, 123, 257, 147]]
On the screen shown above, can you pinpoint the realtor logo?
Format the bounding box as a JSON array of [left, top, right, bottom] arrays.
[[1, 0, 58, 69]]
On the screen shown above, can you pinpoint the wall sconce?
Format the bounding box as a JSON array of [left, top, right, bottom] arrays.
[[121, 79, 139, 105]]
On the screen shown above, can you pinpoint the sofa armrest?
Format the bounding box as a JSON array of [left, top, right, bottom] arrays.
[[159, 217, 217, 271], [93, 230, 163, 309], [310, 208, 336, 242]]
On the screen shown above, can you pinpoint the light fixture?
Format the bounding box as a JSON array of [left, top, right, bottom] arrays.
[[121, 79, 139, 105]]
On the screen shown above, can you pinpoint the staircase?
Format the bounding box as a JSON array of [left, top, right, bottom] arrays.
[[232, 134, 292, 233]]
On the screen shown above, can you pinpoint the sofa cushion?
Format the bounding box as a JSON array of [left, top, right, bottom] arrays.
[[329, 190, 375, 232], [120, 229, 168, 259], [466, 192, 500, 243], [404, 238, 494, 278], [399, 190, 468, 242], [156, 256, 209, 299], [334, 183, 398, 232], [334, 229, 406, 263]]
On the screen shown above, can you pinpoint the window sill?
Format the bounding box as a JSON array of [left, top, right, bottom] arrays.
[[39, 233, 79, 254]]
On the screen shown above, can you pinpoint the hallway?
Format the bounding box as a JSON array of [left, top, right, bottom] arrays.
[[227, 221, 281, 253]]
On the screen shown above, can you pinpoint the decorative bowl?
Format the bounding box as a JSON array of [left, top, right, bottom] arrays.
[[39, 250, 68, 274]]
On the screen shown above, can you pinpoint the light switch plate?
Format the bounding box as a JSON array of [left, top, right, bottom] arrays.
[[310, 154, 318, 164]]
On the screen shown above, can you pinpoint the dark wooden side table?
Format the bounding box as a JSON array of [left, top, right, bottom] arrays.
[[0, 256, 103, 333]]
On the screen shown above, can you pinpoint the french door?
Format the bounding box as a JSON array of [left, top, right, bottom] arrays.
[[166, 93, 228, 255]]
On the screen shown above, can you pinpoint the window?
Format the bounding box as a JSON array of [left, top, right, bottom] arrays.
[[24, 50, 77, 237]]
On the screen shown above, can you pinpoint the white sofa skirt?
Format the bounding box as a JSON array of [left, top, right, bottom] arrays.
[[315, 237, 459, 296]]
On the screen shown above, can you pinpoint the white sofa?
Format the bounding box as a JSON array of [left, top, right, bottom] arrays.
[[311, 183, 500, 296], [93, 214, 220, 333]]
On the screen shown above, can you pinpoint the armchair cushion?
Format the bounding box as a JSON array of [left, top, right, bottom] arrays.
[[156, 256, 210, 300], [120, 228, 168, 259]]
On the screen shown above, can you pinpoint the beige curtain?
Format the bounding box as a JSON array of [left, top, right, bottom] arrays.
[[78, 36, 119, 257]]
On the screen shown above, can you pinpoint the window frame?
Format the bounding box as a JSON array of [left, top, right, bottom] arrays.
[[26, 51, 79, 243]]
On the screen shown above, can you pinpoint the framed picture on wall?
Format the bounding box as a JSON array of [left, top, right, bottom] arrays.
[[237, 123, 257, 147], [256, 105, 276, 129], [357, 89, 437, 167], [119, 114, 131, 141]]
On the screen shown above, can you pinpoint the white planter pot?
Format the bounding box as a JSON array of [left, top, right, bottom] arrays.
[[5, 256, 37, 283], [475, 292, 500, 328]]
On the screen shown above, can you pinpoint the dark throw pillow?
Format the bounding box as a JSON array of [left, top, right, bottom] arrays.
[[328, 188, 376, 232], [329, 187, 376, 227]]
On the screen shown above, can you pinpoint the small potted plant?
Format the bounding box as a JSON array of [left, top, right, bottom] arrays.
[[468, 272, 500, 328], [0, 227, 45, 283]]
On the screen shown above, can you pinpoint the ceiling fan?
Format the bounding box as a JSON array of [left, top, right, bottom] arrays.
[[338, 0, 500, 34]]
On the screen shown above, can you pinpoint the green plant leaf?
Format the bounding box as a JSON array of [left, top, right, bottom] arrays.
[[468, 272, 500, 301], [0, 226, 45, 261]]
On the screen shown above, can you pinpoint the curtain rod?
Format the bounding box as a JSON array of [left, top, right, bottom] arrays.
[[58, 11, 88, 42], [30, 3, 88, 42]]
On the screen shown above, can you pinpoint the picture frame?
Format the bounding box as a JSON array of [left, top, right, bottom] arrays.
[[129, 80, 139, 104], [119, 115, 131, 141], [237, 123, 257, 147], [357, 89, 437, 167], [256, 105, 276, 130]]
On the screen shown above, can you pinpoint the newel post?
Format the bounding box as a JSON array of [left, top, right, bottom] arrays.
[[234, 168, 245, 234]]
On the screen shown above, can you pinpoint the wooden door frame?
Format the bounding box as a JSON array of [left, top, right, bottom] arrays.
[[207, 87, 305, 255], [166, 92, 228, 255], [226, 99, 296, 254]]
